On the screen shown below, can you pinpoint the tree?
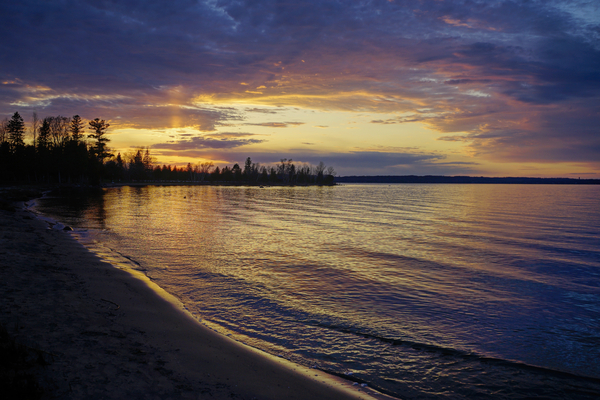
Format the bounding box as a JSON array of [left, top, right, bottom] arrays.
[[65, 116, 90, 183], [88, 118, 112, 162], [315, 161, 326, 183], [324, 166, 336, 185], [187, 163, 194, 181], [259, 166, 269, 182], [31, 112, 39, 148], [0, 118, 7, 143], [7, 112, 25, 150], [232, 163, 242, 181], [277, 158, 287, 182], [37, 118, 51, 149], [124, 148, 145, 180], [142, 147, 154, 172], [211, 166, 221, 181], [116, 153, 124, 172], [48, 116, 70, 148], [197, 161, 214, 182], [70, 115, 85, 143], [243, 157, 253, 178]]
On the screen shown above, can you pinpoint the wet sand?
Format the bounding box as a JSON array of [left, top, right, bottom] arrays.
[[0, 202, 391, 399]]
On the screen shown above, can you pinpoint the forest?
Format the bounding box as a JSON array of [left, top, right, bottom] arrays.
[[0, 112, 336, 186]]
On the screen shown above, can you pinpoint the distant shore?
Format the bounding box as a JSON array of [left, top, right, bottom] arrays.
[[336, 175, 600, 184], [0, 196, 388, 399]]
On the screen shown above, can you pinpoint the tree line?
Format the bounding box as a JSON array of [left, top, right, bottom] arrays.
[[0, 111, 336, 185]]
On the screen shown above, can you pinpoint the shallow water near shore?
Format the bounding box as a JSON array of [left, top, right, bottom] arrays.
[[34, 184, 600, 399]]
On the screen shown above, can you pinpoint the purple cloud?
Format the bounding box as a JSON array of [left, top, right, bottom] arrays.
[[0, 0, 598, 170], [152, 133, 265, 151]]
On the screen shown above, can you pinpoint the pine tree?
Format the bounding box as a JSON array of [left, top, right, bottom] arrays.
[[70, 115, 85, 143], [37, 118, 51, 149], [88, 118, 112, 162], [7, 112, 25, 150]]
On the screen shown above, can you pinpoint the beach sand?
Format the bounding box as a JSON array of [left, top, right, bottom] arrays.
[[0, 201, 392, 399]]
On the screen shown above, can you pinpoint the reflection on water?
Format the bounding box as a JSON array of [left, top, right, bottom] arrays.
[[36, 184, 600, 399]]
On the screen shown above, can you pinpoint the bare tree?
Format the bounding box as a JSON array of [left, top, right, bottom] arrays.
[[315, 161, 326, 175], [197, 161, 214, 181], [315, 161, 326, 183], [48, 116, 70, 148]]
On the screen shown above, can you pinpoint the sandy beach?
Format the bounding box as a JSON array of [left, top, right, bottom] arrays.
[[0, 199, 391, 400]]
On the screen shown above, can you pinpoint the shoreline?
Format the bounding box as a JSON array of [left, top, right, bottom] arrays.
[[0, 201, 391, 399]]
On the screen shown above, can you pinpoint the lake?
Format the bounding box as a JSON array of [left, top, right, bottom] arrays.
[[34, 184, 600, 399]]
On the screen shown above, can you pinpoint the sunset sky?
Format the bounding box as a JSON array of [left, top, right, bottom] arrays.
[[1, 0, 599, 177]]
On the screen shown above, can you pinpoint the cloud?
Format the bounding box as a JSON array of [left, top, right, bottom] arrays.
[[205, 132, 262, 139], [245, 107, 280, 114], [0, 0, 599, 169], [437, 135, 470, 142], [153, 133, 265, 151], [244, 122, 304, 128], [154, 148, 478, 176]]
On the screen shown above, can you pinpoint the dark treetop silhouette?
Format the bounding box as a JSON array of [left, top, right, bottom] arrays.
[[0, 112, 336, 186]]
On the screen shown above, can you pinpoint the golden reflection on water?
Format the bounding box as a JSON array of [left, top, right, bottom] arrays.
[[36, 183, 600, 398], [50, 183, 600, 391]]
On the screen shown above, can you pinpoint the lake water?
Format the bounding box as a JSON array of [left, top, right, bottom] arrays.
[[34, 184, 600, 399]]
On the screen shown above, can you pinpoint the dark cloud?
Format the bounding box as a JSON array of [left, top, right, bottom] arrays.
[[205, 132, 261, 139], [152, 133, 265, 151], [244, 122, 304, 128], [437, 135, 470, 142], [245, 108, 280, 114], [370, 116, 422, 124]]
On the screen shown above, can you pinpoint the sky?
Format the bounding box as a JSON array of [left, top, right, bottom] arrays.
[[1, 0, 599, 177]]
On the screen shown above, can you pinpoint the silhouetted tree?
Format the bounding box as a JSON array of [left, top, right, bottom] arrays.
[[64, 117, 89, 183], [152, 165, 162, 180], [198, 161, 214, 182], [47, 116, 70, 149], [70, 115, 85, 143], [259, 166, 269, 182], [126, 148, 146, 180], [269, 166, 277, 182], [0, 117, 8, 144], [1, 109, 338, 186], [232, 163, 242, 181], [315, 161, 325, 184], [143, 147, 153, 172], [211, 166, 221, 181], [37, 119, 51, 149], [0, 119, 10, 180], [105, 152, 125, 181], [243, 157, 252, 179], [88, 118, 112, 162], [186, 163, 194, 181], [7, 112, 25, 150], [31, 112, 39, 148], [162, 164, 171, 180]]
